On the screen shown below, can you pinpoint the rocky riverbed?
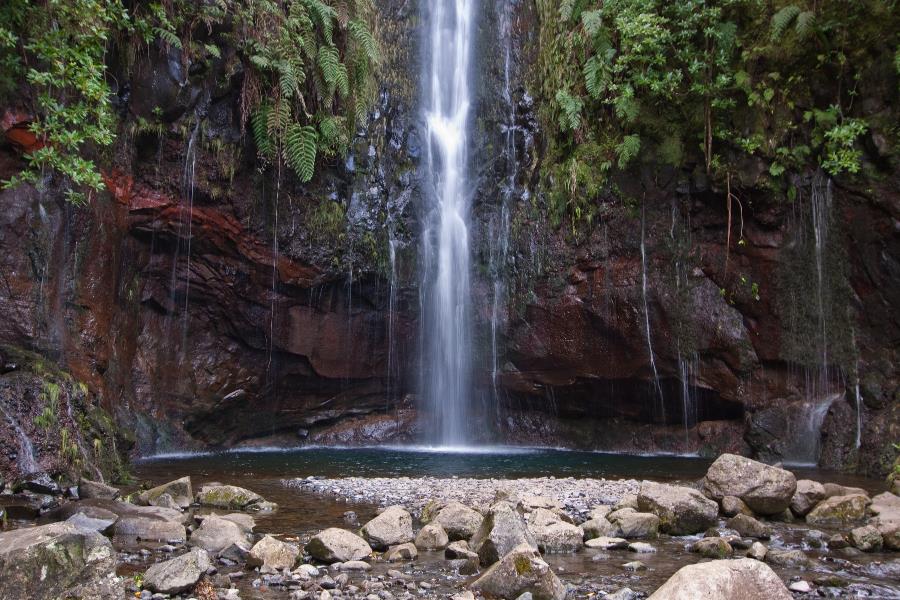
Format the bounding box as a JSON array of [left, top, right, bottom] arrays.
[[1, 453, 899, 600]]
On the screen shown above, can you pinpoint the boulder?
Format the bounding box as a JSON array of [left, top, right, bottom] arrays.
[[721, 496, 753, 517], [415, 522, 449, 550], [0, 522, 118, 600], [822, 483, 868, 499], [469, 544, 566, 600], [526, 508, 583, 553], [65, 508, 118, 533], [432, 502, 484, 541], [360, 505, 414, 550], [445, 540, 479, 560], [691, 537, 733, 559], [805, 494, 869, 526], [726, 514, 771, 539], [647, 558, 792, 600], [306, 528, 372, 562], [248, 535, 299, 571], [384, 543, 418, 562], [789, 480, 826, 517], [196, 484, 274, 511], [764, 549, 809, 567], [144, 548, 211, 594], [637, 481, 718, 535], [581, 517, 617, 540], [746, 541, 767, 561], [702, 454, 797, 515], [189, 515, 248, 554], [588, 506, 613, 521], [848, 525, 883, 552], [614, 495, 639, 511], [471, 501, 538, 565], [139, 476, 193, 509], [219, 512, 256, 533], [113, 516, 186, 543], [612, 512, 659, 539], [584, 536, 628, 550], [78, 479, 120, 500]]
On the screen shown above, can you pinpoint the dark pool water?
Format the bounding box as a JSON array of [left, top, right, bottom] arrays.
[[129, 446, 896, 599]]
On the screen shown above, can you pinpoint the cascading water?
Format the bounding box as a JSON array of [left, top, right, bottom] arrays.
[[421, 0, 475, 445], [0, 402, 38, 474]]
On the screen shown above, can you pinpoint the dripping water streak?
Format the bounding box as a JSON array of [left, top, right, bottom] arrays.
[[0, 402, 38, 473], [640, 203, 664, 420]]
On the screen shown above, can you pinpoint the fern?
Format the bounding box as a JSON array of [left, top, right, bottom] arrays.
[[555, 89, 583, 131], [205, 43, 221, 59], [584, 56, 605, 98], [318, 45, 341, 89], [304, 0, 338, 44], [284, 123, 318, 182], [581, 10, 603, 37], [154, 26, 182, 49], [616, 134, 641, 168], [794, 10, 816, 38], [252, 105, 275, 160], [770, 5, 801, 41], [348, 19, 379, 64]]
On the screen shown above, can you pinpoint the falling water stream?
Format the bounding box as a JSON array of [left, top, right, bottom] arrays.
[[421, 0, 475, 445], [0, 402, 38, 474], [640, 203, 665, 421]]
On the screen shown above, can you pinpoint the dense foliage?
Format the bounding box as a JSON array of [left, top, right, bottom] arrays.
[[0, 0, 379, 201], [537, 0, 900, 232]]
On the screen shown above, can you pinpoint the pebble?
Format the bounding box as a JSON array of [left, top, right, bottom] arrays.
[[789, 580, 812, 593], [627, 542, 656, 553], [622, 561, 646, 571], [340, 561, 372, 571]]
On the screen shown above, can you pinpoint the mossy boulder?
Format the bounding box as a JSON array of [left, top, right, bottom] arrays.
[[139, 476, 192, 508], [195, 484, 274, 511], [637, 481, 718, 535], [805, 493, 870, 526], [469, 543, 566, 600], [0, 522, 118, 600]]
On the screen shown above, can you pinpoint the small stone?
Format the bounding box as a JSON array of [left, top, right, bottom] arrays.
[[848, 525, 883, 552], [606, 588, 639, 600], [827, 533, 849, 549], [296, 564, 319, 578], [622, 560, 646, 571], [789, 580, 812, 593], [627, 542, 656, 553], [691, 537, 733, 559], [339, 560, 372, 571], [384, 543, 417, 562], [765, 549, 809, 567], [585, 536, 628, 550], [726, 514, 771, 539]]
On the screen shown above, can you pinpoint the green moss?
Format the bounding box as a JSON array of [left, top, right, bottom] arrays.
[[513, 554, 533, 575]]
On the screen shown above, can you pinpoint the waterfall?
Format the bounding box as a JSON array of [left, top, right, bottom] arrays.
[[421, 0, 475, 445], [386, 236, 399, 408]]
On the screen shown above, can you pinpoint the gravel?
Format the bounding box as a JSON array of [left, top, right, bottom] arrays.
[[282, 476, 640, 518]]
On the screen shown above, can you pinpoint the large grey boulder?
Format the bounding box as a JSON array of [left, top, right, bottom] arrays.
[[868, 492, 900, 550], [360, 505, 414, 550], [647, 558, 791, 600], [702, 454, 797, 515], [581, 516, 617, 540], [114, 516, 186, 543], [139, 476, 193, 509], [469, 544, 566, 600], [144, 548, 210, 594], [431, 501, 484, 541], [248, 535, 300, 571], [805, 493, 869, 526], [78, 479, 120, 500], [726, 514, 771, 539], [415, 522, 450, 550], [189, 514, 248, 554], [0, 522, 118, 600], [526, 508, 583, 553], [789, 480, 826, 517], [306, 528, 372, 562], [611, 511, 659, 539], [471, 501, 538, 565], [63, 505, 119, 533], [637, 481, 718, 535], [849, 525, 883, 552]]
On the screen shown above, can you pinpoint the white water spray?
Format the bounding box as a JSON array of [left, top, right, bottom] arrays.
[[640, 203, 665, 420], [0, 402, 38, 473], [422, 0, 475, 444]]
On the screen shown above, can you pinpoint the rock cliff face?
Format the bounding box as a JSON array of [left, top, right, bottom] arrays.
[[0, 0, 897, 480]]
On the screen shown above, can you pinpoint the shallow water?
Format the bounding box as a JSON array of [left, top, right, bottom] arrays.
[[129, 447, 897, 599]]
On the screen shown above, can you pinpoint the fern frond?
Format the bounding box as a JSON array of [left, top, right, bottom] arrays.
[[252, 105, 275, 160], [770, 5, 801, 41], [555, 89, 583, 132], [583, 55, 605, 98], [348, 19, 379, 65], [155, 27, 182, 49], [304, 0, 338, 44], [205, 44, 221, 59], [284, 123, 318, 182], [267, 101, 291, 135], [795, 10, 816, 38], [318, 44, 341, 88], [616, 134, 641, 168], [581, 10, 603, 37]]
